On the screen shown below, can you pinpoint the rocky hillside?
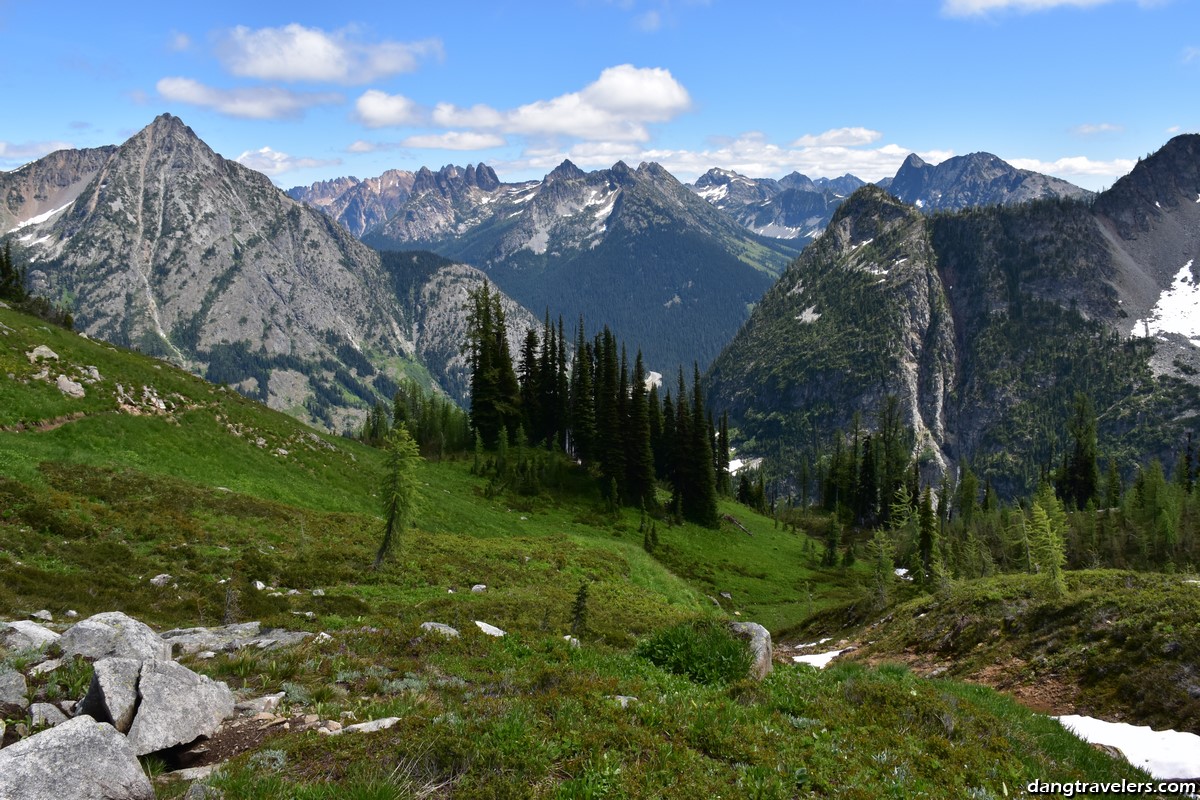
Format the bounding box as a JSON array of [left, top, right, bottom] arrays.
[[287, 169, 416, 238], [4, 115, 534, 429], [886, 152, 1091, 212], [0, 145, 116, 234], [709, 136, 1200, 496], [360, 159, 796, 373]]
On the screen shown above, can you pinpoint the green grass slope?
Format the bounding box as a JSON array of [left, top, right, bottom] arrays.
[[0, 303, 1161, 797]]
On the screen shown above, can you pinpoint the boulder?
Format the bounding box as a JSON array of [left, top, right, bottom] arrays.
[[729, 621, 773, 680], [149, 574, 173, 587], [31, 609, 53, 621], [330, 716, 401, 735], [25, 345, 59, 363], [1, 619, 61, 650], [474, 621, 506, 637], [56, 375, 86, 398], [0, 668, 29, 717], [420, 622, 460, 638], [126, 660, 234, 756], [77, 657, 142, 733], [30, 702, 68, 728], [0, 715, 154, 800], [29, 658, 64, 676], [58, 611, 171, 661], [161, 622, 261, 654], [471, 584, 487, 593]]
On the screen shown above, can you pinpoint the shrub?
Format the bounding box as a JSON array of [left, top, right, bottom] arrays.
[[635, 620, 752, 686]]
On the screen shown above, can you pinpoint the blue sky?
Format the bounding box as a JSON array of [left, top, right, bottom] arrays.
[[0, 0, 1196, 191]]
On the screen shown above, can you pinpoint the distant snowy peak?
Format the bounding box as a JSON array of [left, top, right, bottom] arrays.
[[688, 167, 860, 242]]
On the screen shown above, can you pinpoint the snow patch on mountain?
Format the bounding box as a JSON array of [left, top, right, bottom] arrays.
[[1133, 259, 1200, 346], [9, 201, 73, 233]]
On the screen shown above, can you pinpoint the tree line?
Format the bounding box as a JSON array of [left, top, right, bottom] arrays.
[[463, 281, 727, 527]]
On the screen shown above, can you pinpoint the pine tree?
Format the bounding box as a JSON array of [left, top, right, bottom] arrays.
[[918, 487, 937, 584], [1029, 485, 1068, 597], [1059, 392, 1100, 510], [569, 321, 595, 464], [716, 411, 731, 496], [822, 517, 842, 567], [625, 351, 656, 508], [374, 426, 424, 569], [688, 364, 720, 527]]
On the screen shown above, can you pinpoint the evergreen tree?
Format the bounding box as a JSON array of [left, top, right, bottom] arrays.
[[625, 351, 656, 508], [918, 487, 937, 584], [1058, 392, 1100, 510], [716, 411, 731, 496], [0, 241, 26, 303], [569, 322, 595, 463], [374, 426, 424, 569], [822, 517, 842, 567], [688, 364, 720, 527], [1029, 485, 1068, 597]]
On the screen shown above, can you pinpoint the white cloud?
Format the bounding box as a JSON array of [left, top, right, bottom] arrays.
[[354, 90, 424, 128], [0, 140, 74, 163], [1008, 155, 1137, 177], [431, 102, 505, 128], [157, 77, 342, 120], [428, 65, 691, 143], [945, 0, 1115, 14], [495, 130, 952, 184], [635, 10, 662, 31], [791, 127, 883, 147], [218, 24, 443, 84], [1072, 122, 1123, 135], [168, 31, 192, 52], [1167, 125, 1182, 133], [401, 132, 507, 150], [235, 146, 341, 176]]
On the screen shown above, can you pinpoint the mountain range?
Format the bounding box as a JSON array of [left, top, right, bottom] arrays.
[[707, 135, 1200, 496], [2, 114, 535, 430]]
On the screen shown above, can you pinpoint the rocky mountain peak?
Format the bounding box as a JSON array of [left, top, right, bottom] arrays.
[[778, 172, 816, 192], [546, 160, 586, 183]]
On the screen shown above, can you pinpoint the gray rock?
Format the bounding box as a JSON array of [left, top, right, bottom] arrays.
[[58, 611, 171, 661], [30, 702, 68, 728], [29, 658, 64, 676], [31, 609, 53, 621], [234, 691, 285, 715], [330, 716, 401, 735], [78, 657, 142, 733], [420, 622, 460, 639], [0, 668, 29, 717], [474, 620, 505, 637], [25, 345, 59, 363], [161, 621, 261, 654], [65, 609, 78, 618], [252, 580, 266, 591], [729, 621, 773, 680], [311, 588, 325, 597], [56, 374, 86, 398], [150, 574, 173, 587], [563, 635, 581, 648], [471, 584, 487, 593], [0, 715, 154, 800], [1, 619, 61, 650], [126, 660, 234, 756], [719, 591, 733, 600]]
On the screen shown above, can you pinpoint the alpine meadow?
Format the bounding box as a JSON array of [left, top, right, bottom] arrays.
[[2, 2, 1200, 798]]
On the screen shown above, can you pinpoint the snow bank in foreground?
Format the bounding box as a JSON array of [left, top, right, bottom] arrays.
[[792, 649, 846, 668], [1055, 715, 1200, 779]]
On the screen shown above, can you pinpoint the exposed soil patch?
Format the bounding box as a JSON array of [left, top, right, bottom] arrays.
[[0, 411, 86, 433]]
